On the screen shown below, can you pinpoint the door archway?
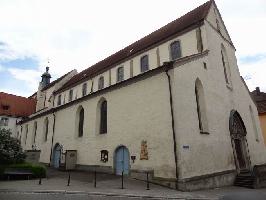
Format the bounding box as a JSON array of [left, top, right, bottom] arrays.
[[114, 146, 130, 175], [229, 110, 250, 172], [53, 143, 62, 168]]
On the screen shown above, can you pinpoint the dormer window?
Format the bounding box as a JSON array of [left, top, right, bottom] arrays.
[[170, 41, 181, 60], [140, 55, 149, 72], [98, 76, 104, 90], [69, 89, 73, 102]]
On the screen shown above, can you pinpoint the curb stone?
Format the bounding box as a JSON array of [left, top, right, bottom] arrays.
[[0, 189, 218, 200]]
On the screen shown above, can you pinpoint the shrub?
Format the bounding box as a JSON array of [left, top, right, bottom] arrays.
[[8, 163, 46, 178], [0, 128, 26, 164]]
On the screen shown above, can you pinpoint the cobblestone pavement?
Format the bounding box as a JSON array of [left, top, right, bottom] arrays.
[[0, 168, 266, 199]]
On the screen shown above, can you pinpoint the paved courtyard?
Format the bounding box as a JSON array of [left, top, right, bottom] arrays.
[[1, 168, 266, 199]]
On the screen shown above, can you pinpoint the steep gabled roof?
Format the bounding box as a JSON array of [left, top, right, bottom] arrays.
[[56, 0, 212, 94], [251, 88, 266, 114], [0, 92, 36, 117]]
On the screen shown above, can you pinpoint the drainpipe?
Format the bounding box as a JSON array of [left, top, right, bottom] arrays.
[[165, 68, 178, 189], [49, 112, 56, 166]]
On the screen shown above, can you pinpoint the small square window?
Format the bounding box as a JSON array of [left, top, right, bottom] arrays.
[[0, 117, 9, 126]]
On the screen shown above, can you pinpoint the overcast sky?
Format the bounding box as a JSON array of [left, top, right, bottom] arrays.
[[0, 0, 265, 97]]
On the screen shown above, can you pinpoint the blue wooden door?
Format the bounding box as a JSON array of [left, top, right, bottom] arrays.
[[53, 145, 61, 168], [115, 146, 129, 175]]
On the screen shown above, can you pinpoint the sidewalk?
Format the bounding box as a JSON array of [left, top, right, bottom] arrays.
[[0, 168, 265, 199]]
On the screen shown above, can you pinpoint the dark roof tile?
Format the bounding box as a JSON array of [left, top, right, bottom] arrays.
[[56, 0, 212, 93]]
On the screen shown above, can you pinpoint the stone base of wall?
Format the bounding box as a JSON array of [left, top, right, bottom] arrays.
[[130, 169, 236, 191], [254, 164, 266, 188], [76, 164, 113, 174], [177, 170, 236, 191]]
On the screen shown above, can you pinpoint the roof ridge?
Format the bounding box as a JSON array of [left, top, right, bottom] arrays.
[[56, 0, 212, 94], [0, 92, 33, 100]]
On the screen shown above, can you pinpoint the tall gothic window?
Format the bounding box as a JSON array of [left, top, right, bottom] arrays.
[[140, 55, 149, 72], [82, 83, 87, 97], [98, 76, 104, 90], [195, 79, 208, 133], [100, 100, 107, 134], [69, 89, 73, 102], [78, 107, 84, 137], [117, 66, 124, 82], [25, 124, 28, 145], [44, 118, 49, 142], [170, 41, 181, 60], [221, 44, 231, 86], [33, 121, 37, 144]]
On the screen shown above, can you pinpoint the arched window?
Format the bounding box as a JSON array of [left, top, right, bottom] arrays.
[[44, 117, 49, 142], [98, 76, 104, 90], [82, 83, 87, 97], [117, 66, 124, 82], [140, 55, 149, 72], [221, 44, 231, 85], [33, 121, 37, 144], [78, 107, 84, 137], [100, 100, 107, 134], [195, 79, 208, 133], [170, 41, 181, 60]]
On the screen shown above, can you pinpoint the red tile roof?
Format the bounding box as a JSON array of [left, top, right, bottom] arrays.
[[0, 92, 36, 117], [55, 0, 212, 94], [251, 88, 266, 114]]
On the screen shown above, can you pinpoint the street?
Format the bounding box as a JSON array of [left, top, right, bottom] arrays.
[[0, 192, 173, 200]]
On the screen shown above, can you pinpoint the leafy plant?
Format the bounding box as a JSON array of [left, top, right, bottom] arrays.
[[0, 128, 26, 164]]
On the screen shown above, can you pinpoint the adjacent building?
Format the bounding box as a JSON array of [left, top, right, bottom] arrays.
[[0, 92, 36, 137], [251, 87, 266, 145], [15, 0, 266, 191]]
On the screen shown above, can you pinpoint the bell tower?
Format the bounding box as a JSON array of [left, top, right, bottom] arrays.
[[40, 67, 51, 89]]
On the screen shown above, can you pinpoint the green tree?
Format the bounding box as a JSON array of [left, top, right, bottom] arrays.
[[0, 128, 26, 164]]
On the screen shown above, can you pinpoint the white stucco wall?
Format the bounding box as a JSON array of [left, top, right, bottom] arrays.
[[0, 115, 19, 138]]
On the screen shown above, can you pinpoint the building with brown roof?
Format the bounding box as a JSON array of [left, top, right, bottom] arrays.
[[0, 92, 36, 137], [15, 0, 266, 190], [251, 87, 266, 145]]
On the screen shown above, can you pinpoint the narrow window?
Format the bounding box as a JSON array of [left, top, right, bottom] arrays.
[[69, 89, 73, 102], [25, 125, 28, 145], [140, 55, 149, 72], [57, 95, 62, 106], [78, 108, 84, 137], [221, 44, 232, 87], [195, 79, 208, 133], [98, 76, 104, 90], [100, 100, 107, 134], [216, 19, 221, 33], [170, 41, 181, 60], [33, 121, 37, 144], [82, 83, 87, 97], [195, 85, 203, 131], [117, 66, 124, 82], [249, 105, 259, 142], [44, 118, 49, 142]]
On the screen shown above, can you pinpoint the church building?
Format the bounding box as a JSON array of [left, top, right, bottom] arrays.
[[16, 0, 266, 191]]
